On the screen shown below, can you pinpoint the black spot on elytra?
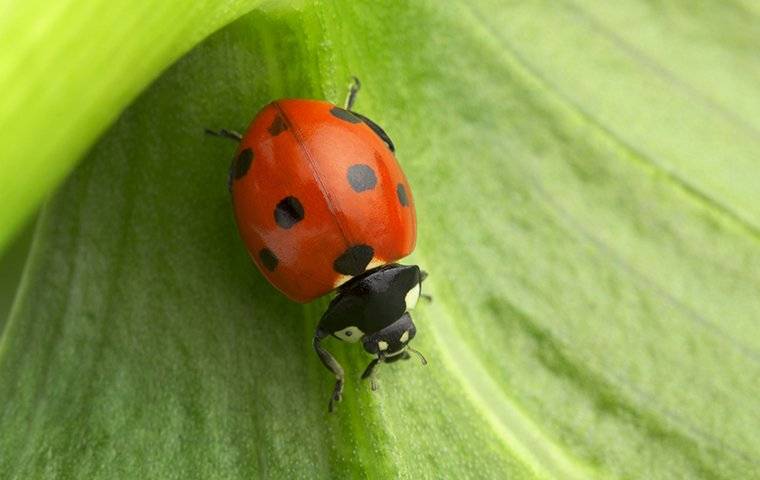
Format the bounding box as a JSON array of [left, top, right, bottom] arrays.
[[268, 114, 287, 136], [352, 112, 396, 152], [235, 149, 253, 178], [334, 245, 374, 276], [274, 196, 304, 229], [259, 248, 278, 271], [396, 183, 409, 206], [330, 106, 361, 124], [228, 148, 253, 192], [347, 164, 377, 192]]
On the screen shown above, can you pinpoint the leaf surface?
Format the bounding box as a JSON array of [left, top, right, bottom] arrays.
[[1, 1, 759, 478]]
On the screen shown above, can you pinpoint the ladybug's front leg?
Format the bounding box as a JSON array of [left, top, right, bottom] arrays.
[[313, 329, 345, 412], [361, 357, 381, 391]]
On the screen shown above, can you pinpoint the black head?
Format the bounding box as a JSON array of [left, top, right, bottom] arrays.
[[362, 312, 416, 359]]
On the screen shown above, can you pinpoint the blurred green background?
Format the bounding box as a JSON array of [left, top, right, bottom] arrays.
[[1, 1, 759, 478]]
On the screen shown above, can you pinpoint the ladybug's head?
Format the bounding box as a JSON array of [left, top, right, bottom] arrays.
[[362, 312, 417, 359], [360, 311, 428, 385]]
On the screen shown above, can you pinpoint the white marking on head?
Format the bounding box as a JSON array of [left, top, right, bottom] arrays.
[[378, 341, 389, 351], [334, 326, 364, 343], [400, 330, 410, 343], [405, 282, 421, 310]]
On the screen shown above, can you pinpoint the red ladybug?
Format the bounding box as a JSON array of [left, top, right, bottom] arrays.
[[208, 78, 428, 411]]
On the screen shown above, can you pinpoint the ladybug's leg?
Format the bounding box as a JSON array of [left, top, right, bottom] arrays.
[[361, 357, 381, 391], [313, 329, 345, 412], [204, 128, 243, 142], [419, 269, 433, 303], [344, 76, 361, 111]]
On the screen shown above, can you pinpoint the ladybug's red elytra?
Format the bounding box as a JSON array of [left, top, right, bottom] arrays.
[[208, 78, 428, 411]]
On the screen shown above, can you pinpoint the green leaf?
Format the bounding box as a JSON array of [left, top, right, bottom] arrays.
[[0, 0, 262, 252], [0, 219, 34, 331], [2, 1, 760, 478]]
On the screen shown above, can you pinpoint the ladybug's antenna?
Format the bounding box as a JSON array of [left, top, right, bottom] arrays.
[[344, 76, 361, 111], [407, 347, 428, 366]]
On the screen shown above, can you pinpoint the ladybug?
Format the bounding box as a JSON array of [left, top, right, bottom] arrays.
[[208, 78, 428, 411]]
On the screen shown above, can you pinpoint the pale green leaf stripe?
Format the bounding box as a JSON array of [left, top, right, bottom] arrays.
[[466, 0, 760, 232], [0, 0, 263, 252], [0, 220, 34, 329], [426, 274, 598, 480]]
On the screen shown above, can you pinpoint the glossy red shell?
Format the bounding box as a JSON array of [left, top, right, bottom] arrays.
[[230, 99, 416, 303]]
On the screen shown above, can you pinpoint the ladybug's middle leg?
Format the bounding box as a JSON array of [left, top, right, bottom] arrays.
[[419, 269, 433, 303], [344, 76, 361, 111], [204, 128, 243, 142], [313, 330, 345, 412]]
